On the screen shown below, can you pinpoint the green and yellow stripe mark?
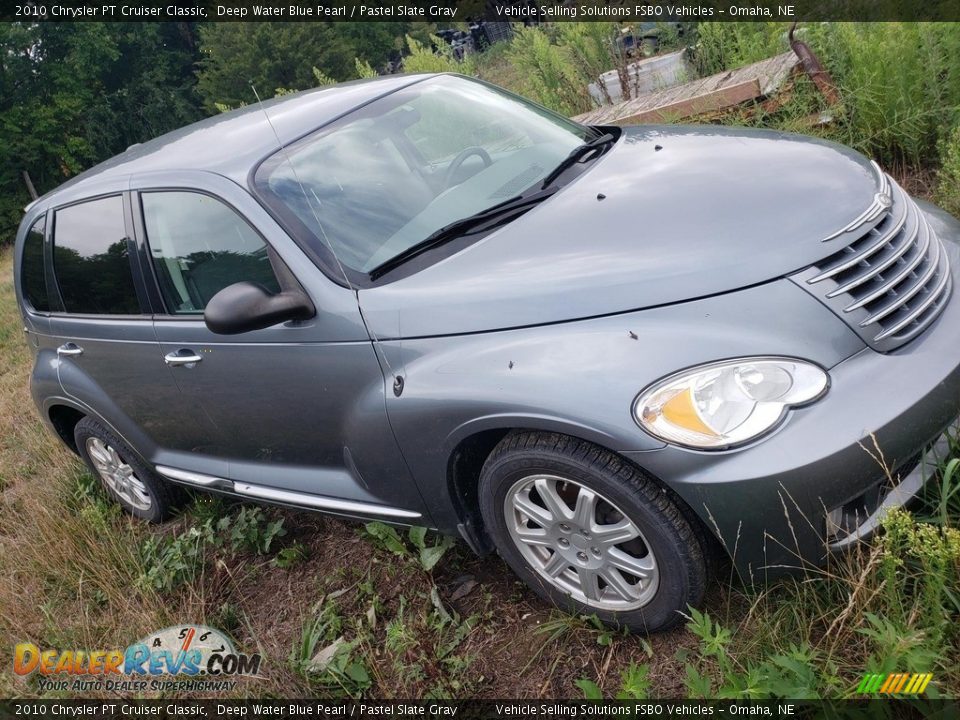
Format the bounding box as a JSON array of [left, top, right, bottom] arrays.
[[857, 672, 933, 695]]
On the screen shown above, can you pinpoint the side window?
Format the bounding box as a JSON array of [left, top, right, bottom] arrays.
[[141, 192, 281, 314], [53, 196, 140, 315], [21, 216, 49, 312]]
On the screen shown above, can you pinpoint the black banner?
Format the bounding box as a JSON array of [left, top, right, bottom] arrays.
[[0, 700, 955, 719], [4, 0, 960, 23]]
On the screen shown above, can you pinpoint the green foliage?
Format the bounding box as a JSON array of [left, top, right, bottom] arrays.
[[576, 663, 650, 700], [0, 23, 203, 245], [317, 638, 372, 697], [673, 499, 960, 700], [554, 23, 621, 105], [617, 663, 651, 699], [575, 677, 603, 699], [693, 22, 960, 166], [812, 23, 960, 165], [402, 34, 470, 75], [682, 607, 826, 699], [877, 508, 960, 620], [692, 22, 787, 76], [935, 126, 960, 219], [408, 525, 456, 571], [363, 521, 455, 572], [354, 58, 378, 79], [504, 26, 592, 116], [139, 506, 286, 593], [363, 521, 409, 557], [224, 505, 286, 554], [196, 22, 406, 111], [139, 525, 208, 594], [313, 66, 338, 87], [290, 600, 371, 698], [274, 542, 308, 569]]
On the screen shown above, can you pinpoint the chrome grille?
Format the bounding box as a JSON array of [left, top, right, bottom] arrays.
[[791, 166, 952, 352]]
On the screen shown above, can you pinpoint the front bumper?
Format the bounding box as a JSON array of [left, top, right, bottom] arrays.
[[623, 208, 960, 579]]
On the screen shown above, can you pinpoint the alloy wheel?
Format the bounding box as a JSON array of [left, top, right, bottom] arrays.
[[504, 474, 658, 610], [85, 437, 152, 512]]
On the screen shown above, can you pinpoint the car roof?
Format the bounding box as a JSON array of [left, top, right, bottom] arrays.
[[28, 73, 436, 212]]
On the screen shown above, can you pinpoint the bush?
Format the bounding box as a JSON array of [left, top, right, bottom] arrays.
[[504, 26, 592, 116], [693, 22, 960, 167], [402, 35, 472, 75], [139, 505, 286, 593], [692, 22, 788, 76], [813, 23, 960, 165], [935, 125, 960, 217]]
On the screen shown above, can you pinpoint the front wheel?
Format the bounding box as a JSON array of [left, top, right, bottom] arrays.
[[478, 432, 708, 633]]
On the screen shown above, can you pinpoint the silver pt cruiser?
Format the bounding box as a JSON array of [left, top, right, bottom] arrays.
[[15, 74, 960, 631]]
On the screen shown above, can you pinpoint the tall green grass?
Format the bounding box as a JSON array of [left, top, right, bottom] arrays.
[[692, 23, 960, 167], [936, 125, 960, 217]]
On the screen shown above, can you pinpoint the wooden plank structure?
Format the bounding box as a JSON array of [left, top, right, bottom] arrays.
[[573, 51, 801, 127]]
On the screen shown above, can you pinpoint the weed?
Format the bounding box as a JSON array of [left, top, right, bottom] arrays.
[[291, 604, 335, 667], [274, 542, 308, 569], [138, 506, 287, 593], [139, 526, 208, 594], [290, 597, 374, 698], [505, 26, 592, 116], [188, 494, 231, 524], [936, 126, 960, 219], [692, 22, 960, 166], [222, 506, 286, 554], [408, 526, 456, 572], [314, 639, 372, 698], [363, 522, 455, 572], [576, 662, 651, 700], [215, 602, 242, 636], [363, 521, 409, 558]]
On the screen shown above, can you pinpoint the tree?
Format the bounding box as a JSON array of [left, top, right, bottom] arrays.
[[196, 22, 407, 111], [0, 22, 203, 245]]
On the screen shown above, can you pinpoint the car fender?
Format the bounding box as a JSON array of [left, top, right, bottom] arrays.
[[380, 279, 866, 532]]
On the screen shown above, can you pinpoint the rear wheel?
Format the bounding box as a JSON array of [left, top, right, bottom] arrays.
[[478, 432, 708, 632], [74, 416, 179, 522]]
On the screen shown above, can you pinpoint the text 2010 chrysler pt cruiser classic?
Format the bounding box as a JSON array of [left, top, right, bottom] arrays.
[[15, 74, 960, 631]]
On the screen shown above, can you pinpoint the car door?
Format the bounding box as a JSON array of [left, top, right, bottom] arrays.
[[133, 173, 428, 521], [46, 192, 217, 466]]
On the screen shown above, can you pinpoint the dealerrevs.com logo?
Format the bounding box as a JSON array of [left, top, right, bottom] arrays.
[[13, 624, 262, 693]]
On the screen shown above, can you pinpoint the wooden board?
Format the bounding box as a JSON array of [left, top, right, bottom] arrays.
[[574, 51, 800, 126], [613, 79, 762, 124]]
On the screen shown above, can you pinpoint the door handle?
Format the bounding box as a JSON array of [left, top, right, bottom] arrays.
[[164, 350, 203, 367], [57, 342, 83, 357]]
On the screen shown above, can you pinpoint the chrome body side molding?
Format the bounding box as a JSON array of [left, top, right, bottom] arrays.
[[156, 465, 422, 520]]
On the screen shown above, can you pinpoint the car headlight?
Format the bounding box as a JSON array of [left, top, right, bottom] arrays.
[[633, 357, 829, 449]]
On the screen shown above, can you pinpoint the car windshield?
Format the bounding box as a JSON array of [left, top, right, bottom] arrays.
[[254, 75, 595, 276]]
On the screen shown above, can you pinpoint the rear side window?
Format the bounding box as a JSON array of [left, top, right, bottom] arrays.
[[141, 192, 280, 314], [21, 217, 49, 312], [53, 196, 140, 315]]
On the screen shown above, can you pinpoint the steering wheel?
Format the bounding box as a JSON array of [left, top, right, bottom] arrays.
[[443, 146, 492, 190]]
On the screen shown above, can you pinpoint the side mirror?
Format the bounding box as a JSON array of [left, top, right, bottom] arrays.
[[204, 282, 315, 335]]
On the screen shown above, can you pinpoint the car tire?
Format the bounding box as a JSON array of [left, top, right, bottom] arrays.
[[74, 416, 179, 523], [478, 431, 708, 633]]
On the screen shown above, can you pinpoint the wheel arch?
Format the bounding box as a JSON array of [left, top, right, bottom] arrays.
[[47, 403, 86, 454], [445, 424, 722, 564]]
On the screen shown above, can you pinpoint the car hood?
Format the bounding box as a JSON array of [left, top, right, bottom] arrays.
[[359, 125, 881, 338]]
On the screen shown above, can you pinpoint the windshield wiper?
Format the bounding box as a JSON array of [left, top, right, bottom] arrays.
[[539, 132, 616, 190], [369, 186, 558, 280]]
